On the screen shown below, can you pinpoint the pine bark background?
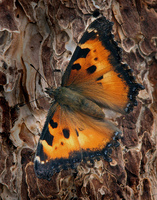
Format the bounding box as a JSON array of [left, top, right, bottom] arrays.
[[0, 0, 157, 199]]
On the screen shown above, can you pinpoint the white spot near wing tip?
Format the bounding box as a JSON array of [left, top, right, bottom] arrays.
[[87, 27, 95, 33], [34, 156, 40, 162], [35, 156, 45, 164]]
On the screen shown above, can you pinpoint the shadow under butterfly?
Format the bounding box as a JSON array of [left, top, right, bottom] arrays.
[[34, 16, 144, 180]]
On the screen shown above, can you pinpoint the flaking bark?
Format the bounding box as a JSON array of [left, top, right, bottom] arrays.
[[0, 0, 156, 199]]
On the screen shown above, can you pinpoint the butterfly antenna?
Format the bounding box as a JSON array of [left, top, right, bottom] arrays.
[[16, 96, 47, 108], [30, 64, 51, 88]]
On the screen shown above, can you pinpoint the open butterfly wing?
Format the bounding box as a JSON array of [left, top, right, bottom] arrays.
[[34, 102, 121, 179], [62, 17, 142, 113]]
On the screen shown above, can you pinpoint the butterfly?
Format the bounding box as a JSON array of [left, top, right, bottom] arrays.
[[34, 16, 144, 180]]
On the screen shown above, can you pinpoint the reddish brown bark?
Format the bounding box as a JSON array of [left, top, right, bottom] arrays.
[[0, 0, 156, 199]]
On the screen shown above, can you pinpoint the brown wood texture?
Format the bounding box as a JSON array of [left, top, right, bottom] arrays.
[[0, 0, 156, 199]]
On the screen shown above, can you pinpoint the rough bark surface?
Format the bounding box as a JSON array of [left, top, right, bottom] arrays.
[[0, 0, 156, 199]]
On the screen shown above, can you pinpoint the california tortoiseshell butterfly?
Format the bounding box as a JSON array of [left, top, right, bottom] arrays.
[[34, 17, 144, 180]]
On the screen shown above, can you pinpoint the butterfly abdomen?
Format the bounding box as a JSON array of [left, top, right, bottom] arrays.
[[54, 86, 105, 119]]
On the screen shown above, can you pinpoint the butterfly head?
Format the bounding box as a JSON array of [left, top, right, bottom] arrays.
[[45, 87, 57, 98]]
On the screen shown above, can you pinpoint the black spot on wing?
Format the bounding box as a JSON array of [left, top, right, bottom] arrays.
[[43, 128, 54, 146], [72, 63, 81, 70], [50, 119, 58, 128], [63, 129, 70, 139], [94, 57, 98, 61], [75, 129, 79, 137], [78, 127, 84, 131], [87, 65, 97, 74], [76, 47, 90, 59], [96, 76, 103, 81]]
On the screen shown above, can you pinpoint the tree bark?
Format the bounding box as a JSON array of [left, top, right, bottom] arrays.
[[0, 0, 156, 199]]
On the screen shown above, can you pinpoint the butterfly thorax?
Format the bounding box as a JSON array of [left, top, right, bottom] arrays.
[[47, 86, 105, 120]]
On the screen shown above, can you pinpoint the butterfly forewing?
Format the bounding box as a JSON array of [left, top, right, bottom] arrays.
[[62, 17, 142, 113]]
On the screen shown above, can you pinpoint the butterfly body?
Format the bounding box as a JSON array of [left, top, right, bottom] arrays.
[[46, 86, 105, 119], [34, 17, 144, 180]]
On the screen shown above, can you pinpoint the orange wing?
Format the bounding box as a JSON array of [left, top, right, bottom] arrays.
[[62, 17, 143, 113], [34, 102, 121, 179]]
